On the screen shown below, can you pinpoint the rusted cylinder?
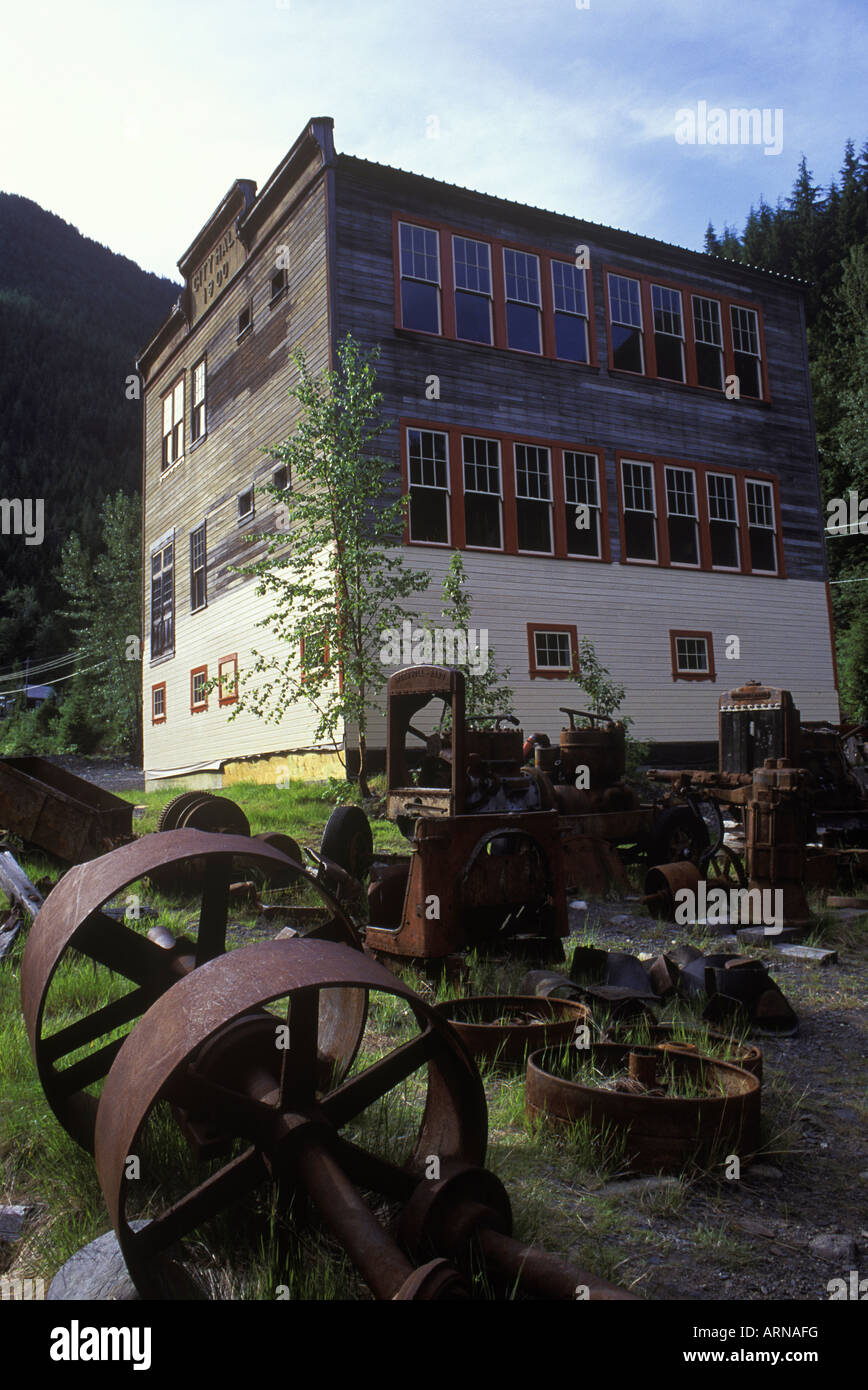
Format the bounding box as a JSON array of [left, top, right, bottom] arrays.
[[628, 1050, 658, 1087], [433, 995, 590, 1068], [559, 723, 626, 787], [477, 1226, 637, 1301]]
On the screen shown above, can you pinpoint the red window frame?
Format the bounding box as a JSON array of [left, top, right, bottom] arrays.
[[392, 213, 598, 367], [603, 264, 770, 402], [190, 664, 208, 713], [670, 630, 716, 682], [400, 420, 611, 563], [527, 623, 580, 680], [151, 682, 166, 724], [615, 452, 785, 577], [218, 653, 238, 706]]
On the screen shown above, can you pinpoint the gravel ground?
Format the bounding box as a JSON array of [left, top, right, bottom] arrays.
[[46, 755, 144, 795]]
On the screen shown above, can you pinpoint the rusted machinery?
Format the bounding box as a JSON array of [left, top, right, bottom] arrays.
[[358, 665, 710, 965], [0, 756, 133, 862], [20, 830, 360, 1150]]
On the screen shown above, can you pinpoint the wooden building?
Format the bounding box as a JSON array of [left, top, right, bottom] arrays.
[[139, 116, 839, 789]]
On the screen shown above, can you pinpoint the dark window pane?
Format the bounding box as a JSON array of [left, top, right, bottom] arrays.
[[710, 520, 739, 568], [555, 313, 588, 362], [465, 493, 501, 548], [668, 515, 698, 565], [455, 290, 492, 343], [734, 352, 761, 398], [401, 280, 439, 333], [410, 486, 448, 543], [567, 509, 600, 556], [506, 302, 541, 353], [655, 334, 685, 381], [517, 499, 551, 552], [624, 511, 656, 561], [749, 527, 776, 572], [695, 342, 723, 389], [612, 324, 643, 372]]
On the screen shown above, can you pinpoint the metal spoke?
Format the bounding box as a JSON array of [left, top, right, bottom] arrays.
[[320, 1028, 437, 1129], [41, 987, 151, 1063], [196, 864, 230, 965], [73, 912, 172, 986], [278, 990, 320, 1110], [329, 1136, 420, 1201], [130, 1147, 267, 1259]]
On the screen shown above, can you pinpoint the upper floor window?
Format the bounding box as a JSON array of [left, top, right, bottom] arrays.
[[692, 296, 724, 389], [218, 653, 238, 706], [552, 261, 589, 362], [191, 358, 206, 443], [161, 377, 184, 470], [150, 535, 174, 659], [514, 443, 552, 552], [664, 466, 699, 566], [564, 451, 601, 557], [238, 487, 254, 522], [731, 306, 762, 398], [620, 459, 657, 562], [399, 223, 440, 334], [408, 428, 449, 544], [745, 479, 777, 572], [462, 436, 502, 549], [608, 274, 644, 373], [453, 236, 492, 344], [504, 249, 542, 353], [652, 285, 685, 382], [706, 472, 740, 569], [190, 523, 207, 612]]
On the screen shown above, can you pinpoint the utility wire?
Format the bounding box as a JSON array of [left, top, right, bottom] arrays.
[[0, 661, 110, 695], [0, 651, 83, 683]]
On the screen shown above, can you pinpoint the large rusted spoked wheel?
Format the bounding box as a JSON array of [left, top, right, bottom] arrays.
[[94, 939, 487, 1300], [702, 842, 748, 890], [21, 831, 361, 1152]]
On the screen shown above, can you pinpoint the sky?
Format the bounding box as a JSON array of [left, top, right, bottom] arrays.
[[1, 0, 865, 282]]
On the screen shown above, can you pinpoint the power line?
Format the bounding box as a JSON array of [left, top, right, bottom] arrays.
[[828, 576, 868, 585], [0, 650, 83, 683], [0, 661, 110, 696]]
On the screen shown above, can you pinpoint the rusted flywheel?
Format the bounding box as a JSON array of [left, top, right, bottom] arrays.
[[20, 831, 361, 1151], [433, 995, 591, 1069], [94, 939, 488, 1299], [526, 1042, 761, 1172]]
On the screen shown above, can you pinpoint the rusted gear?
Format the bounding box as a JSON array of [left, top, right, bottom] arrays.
[[157, 791, 218, 833], [93, 939, 487, 1299], [21, 831, 361, 1151]]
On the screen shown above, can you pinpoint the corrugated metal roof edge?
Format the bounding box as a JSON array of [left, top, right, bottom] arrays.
[[337, 151, 811, 289]]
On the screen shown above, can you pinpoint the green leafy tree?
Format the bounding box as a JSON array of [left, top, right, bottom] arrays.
[[570, 636, 628, 721], [233, 334, 431, 797], [59, 490, 143, 758], [432, 552, 514, 724]]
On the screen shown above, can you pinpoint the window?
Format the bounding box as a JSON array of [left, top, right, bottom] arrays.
[[664, 466, 699, 566], [150, 535, 174, 659], [453, 236, 492, 343], [399, 222, 440, 333], [620, 460, 657, 562], [504, 249, 542, 353], [273, 464, 289, 493], [238, 487, 254, 522], [745, 479, 777, 572], [552, 261, 589, 362], [190, 523, 206, 612], [527, 623, 579, 679], [652, 285, 685, 382], [608, 274, 644, 373], [408, 428, 449, 543], [670, 631, 715, 682], [151, 683, 166, 723], [462, 436, 502, 548], [514, 443, 552, 552], [706, 472, 740, 569], [190, 665, 208, 712], [238, 302, 252, 337], [692, 296, 724, 389], [161, 377, 184, 470], [218, 653, 238, 706], [564, 452, 601, 557], [270, 268, 287, 303], [731, 305, 762, 398], [191, 359, 206, 443]]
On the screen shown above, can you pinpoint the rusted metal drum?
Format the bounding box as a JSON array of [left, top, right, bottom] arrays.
[[607, 1021, 763, 1081], [559, 715, 626, 787], [433, 994, 591, 1068], [526, 1042, 760, 1172]]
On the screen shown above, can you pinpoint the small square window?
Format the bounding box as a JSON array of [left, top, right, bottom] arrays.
[[218, 654, 239, 706], [670, 631, 715, 681], [527, 623, 578, 679], [273, 465, 288, 493], [238, 488, 254, 521]]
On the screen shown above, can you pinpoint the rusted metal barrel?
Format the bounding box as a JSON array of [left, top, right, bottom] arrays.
[[433, 995, 590, 1068]]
